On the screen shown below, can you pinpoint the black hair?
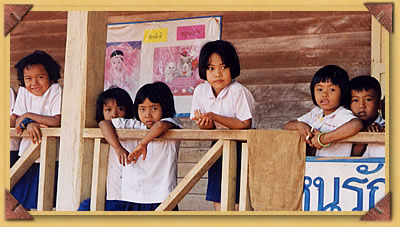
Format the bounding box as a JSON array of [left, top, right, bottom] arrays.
[[95, 87, 134, 122], [14, 50, 61, 87], [111, 50, 124, 58], [133, 81, 176, 120], [349, 75, 382, 100], [310, 65, 350, 108], [198, 40, 240, 80]]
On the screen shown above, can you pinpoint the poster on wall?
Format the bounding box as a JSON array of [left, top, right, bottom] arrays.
[[106, 16, 222, 114]]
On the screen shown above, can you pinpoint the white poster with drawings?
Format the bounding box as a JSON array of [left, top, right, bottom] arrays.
[[106, 16, 222, 115]]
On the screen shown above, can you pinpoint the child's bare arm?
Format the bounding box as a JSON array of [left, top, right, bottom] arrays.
[[10, 114, 17, 127], [128, 121, 174, 162], [99, 120, 130, 166], [16, 113, 61, 127], [284, 120, 313, 143], [311, 118, 363, 149], [199, 111, 251, 129]]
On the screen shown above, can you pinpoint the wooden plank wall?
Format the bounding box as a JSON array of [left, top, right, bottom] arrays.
[[9, 11, 371, 211]]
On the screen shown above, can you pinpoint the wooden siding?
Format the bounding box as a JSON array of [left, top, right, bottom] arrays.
[[9, 11, 371, 211]]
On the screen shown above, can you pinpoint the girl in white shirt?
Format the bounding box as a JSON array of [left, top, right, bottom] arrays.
[[99, 82, 182, 211], [284, 65, 363, 157], [190, 40, 255, 211], [10, 50, 62, 209], [78, 87, 135, 211]]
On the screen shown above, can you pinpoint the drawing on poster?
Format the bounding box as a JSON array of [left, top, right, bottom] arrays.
[[153, 45, 202, 96], [104, 41, 141, 100]]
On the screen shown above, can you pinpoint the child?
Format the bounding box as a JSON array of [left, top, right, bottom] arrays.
[[10, 88, 21, 167], [350, 76, 385, 157], [78, 87, 135, 211], [10, 50, 62, 209], [98, 82, 182, 211], [284, 65, 363, 157], [190, 40, 255, 211]]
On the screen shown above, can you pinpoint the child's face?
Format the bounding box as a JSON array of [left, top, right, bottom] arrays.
[[314, 80, 341, 115], [351, 89, 380, 122], [206, 53, 232, 96], [138, 98, 163, 128], [103, 99, 127, 120], [23, 64, 51, 96]]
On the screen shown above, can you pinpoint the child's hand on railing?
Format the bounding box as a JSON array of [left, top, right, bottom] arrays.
[[295, 123, 314, 145], [114, 146, 130, 166], [128, 143, 148, 164], [26, 122, 48, 144], [363, 123, 385, 132], [192, 109, 215, 129]]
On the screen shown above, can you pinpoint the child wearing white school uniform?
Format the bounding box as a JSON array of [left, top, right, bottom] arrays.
[[350, 76, 385, 157], [10, 50, 62, 209], [99, 82, 182, 211], [190, 40, 255, 211], [284, 65, 363, 157], [10, 88, 21, 167], [78, 87, 135, 211]]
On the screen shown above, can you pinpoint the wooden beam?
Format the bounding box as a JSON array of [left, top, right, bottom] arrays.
[[90, 139, 109, 211], [37, 137, 57, 211], [83, 128, 249, 141], [220, 140, 237, 211], [82, 128, 385, 144], [156, 140, 224, 211], [239, 143, 252, 211], [10, 143, 40, 189], [56, 11, 108, 211], [10, 128, 61, 137]]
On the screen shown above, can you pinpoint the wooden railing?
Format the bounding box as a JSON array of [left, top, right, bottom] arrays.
[[10, 128, 385, 211]]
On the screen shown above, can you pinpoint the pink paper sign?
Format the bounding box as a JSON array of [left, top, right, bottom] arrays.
[[177, 24, 205, 40]]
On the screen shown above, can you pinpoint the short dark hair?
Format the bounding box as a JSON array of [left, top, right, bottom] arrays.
[[110, 50, 124, 58], [133, 82, 176, 120], [198, 40, 240, 80], [95, 87, 134, 122], [14, 50, 61, 87], [349, 75, 382, 100], [310, 65, 350, 108]]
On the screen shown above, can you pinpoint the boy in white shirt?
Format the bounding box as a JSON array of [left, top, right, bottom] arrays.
[[350, 76, 385, 157]]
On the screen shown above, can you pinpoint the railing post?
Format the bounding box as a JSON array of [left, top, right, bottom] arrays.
[[239, 142, 252, 211], [90, 139, 110, 211], [10, 143, 40, 189], [37, 136, 57, 211], [220, 140, 237, 211]]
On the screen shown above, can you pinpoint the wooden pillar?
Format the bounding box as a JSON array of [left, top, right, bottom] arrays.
[[371, 16, 388, 98], [220, 140, 237, 211], [56, 11, 108, 211], [37, 137, 57, 211]]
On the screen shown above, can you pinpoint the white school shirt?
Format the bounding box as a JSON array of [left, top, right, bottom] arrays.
[[190, 81, 256, 129], [10, 88, 21, 151], [110, 117, 183, 203], [12, 83, 62, 161], [363, 114, 385, 158], [297, 106, 357, 157]]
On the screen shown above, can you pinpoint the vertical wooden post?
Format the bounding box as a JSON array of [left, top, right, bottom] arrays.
[[90, 139, 109, 211], [239, 143, 252, 211], [56, 11, 108, 211], [37, 137, 57, 211], [220, 140, 237, 211], [371, 16, 387, 98], [10, 143, 40, 189]]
